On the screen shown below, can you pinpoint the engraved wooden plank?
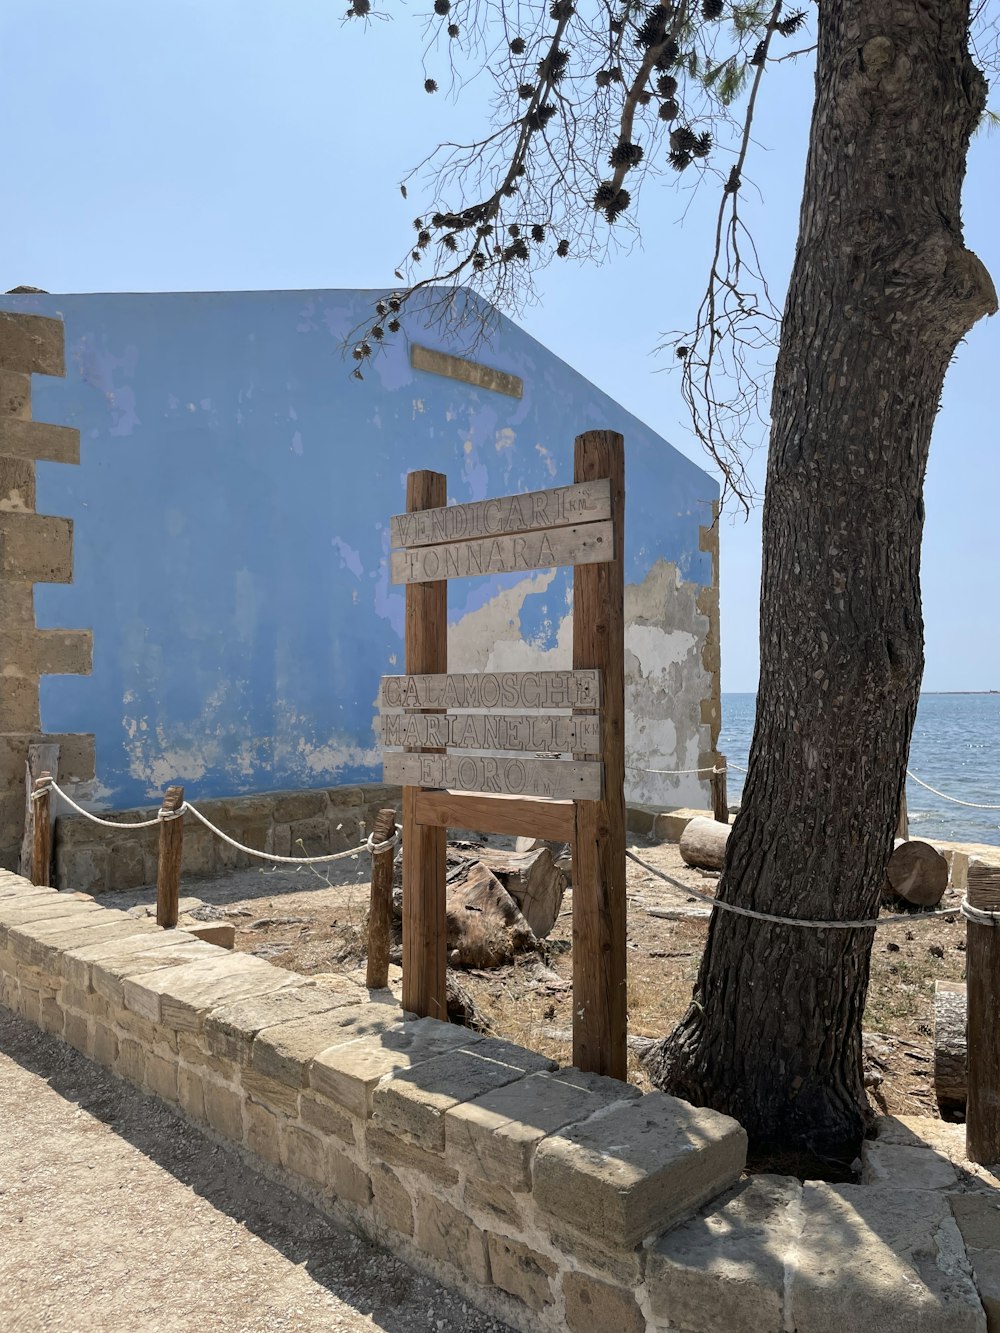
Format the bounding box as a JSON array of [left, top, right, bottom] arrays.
[[384, 752, 602, 801], [410, 344, 523, 399], [381, 669, 601, 712], [414, 790, 576, 843], [380, 711, 601, 755], [390, 520, 613, 584], [390, 480, 611, 550]]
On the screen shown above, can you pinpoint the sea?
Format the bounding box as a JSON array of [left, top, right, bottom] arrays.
[[720, 692, 1000, 848]]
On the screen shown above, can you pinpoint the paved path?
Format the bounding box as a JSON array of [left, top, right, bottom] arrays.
[[0, 1006, 512, 1333]]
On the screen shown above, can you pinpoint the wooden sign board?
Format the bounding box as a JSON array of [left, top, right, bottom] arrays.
[[390, 479, 611, 549], [380, 669, 600, 711], [384, 751, 602, 801], [380, 711, 600, 755], [390, 520, 613, 585]]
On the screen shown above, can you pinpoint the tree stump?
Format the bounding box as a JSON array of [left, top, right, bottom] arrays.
[[882, 838, 948, 908], [473, 844, 566, 938], [446, 861, 538, 968]]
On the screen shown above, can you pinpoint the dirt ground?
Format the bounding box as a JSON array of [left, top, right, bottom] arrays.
[[109, 832, 967, 1123], [0, 1004, 513, 1333]]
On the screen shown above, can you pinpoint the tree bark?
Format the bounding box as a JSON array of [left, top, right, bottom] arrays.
[[647, 0, 996, 1159]]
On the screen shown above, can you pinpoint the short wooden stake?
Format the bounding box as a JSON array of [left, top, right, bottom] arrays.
[[572, 430, 626, 1080], [710, 764, 729, 825], [966, 859, 1000, 1164], [156, 785, 185, 928], [401, 470, 448, 1021], [366, 807, 397, 991], [31, 774, 53, 887], [896, 787, 909, 841]]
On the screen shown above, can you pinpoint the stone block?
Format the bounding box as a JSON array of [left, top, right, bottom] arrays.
[[287, 816, 333, 855], [299, 1091, 357, 1144], [0, 895, 101, 946], [246, 1100, 282, 1163], [373, 1039, 556, 1152], [446, 1066, 639, 1191], [116, 1036, 146, 1084], [0, 677, 40, 731], [92, 1022, 118, 1067], [64, 1010, 90, 1054], [123, 953, 299, 1029], [0, 418, 79, 464], [0, 452, 35, 513], [39, 991, 64, 1035], [414, 1194, 490, 1286], [19, 986, 40, 1024], [204, 1082, 243, 1141], [109, 842, 147, 891], [60, 927, 181, 991], [91, 938, 219, 1006], [464, 1177, 523, 1231], [0, 629, 91, 678], [0, 311, 65, 376], [365, 1126, 459, 1188], [876, 1115, 968, 1157], [0, 513, 73, 583], [178, 1066, 206, 1122], [647, 1174, 802, 1333], [329, 1147, 372, 1206], [272, 790, 329, 822], [533, 1092, 747, 1248], [0, 369, 30, 418], [371, 1162, 413, 1235], [55, 844, 110, 893], [280, 1123, 328, 1186], [251, 1005, 378, 1089], [10, 912, 144, 969], [145, 1053, 179, 1103], [180, 920, 235, 949], [952, 1193, 1000, 1251], [563, 1273, 645, 1333], [241, 1066, 300, 1118], [215, 795, 276, 823], [789, 1183, 986, 1333], [487, 1235, 556, 1311], [861, 1141, 961, 1190], [330, 786, 364, 807], [204, 982, 357, 1065], [310, 1015, 478, 1119]]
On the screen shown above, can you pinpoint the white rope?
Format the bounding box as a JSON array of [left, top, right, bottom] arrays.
[[906, 769, 1000, 811], [627, 764, 722, 776], [35, 779, 163, 829], [961, 898, 1000, 926], [182, 800, 394, 865], [627, 848, 960, 930]]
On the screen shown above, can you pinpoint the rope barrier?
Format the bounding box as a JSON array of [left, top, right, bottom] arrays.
[[961, 899, 1000, 927], [36, 777, 399, 866], [627, 764, 722, 776], [626, 847, 961, 930], [906, 769, 1000, 811]]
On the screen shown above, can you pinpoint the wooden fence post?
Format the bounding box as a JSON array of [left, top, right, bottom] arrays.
[[572, 430, 626, 1080], [966, 859, 1000, 1164], [20, 742, 61, 881], [156, 785, 185, 928], [31, 774, 53, 887], [711, 763, 729, 824], [401, 470, 448, 1021], [366, 807, 398, 990], [896, 787, 909, 841]]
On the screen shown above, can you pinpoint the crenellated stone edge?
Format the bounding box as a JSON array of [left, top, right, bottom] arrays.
[[0, 869, 993, 1333], [0, 310, 94, 873]]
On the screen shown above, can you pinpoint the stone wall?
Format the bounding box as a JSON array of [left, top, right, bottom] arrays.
[[0, 312, 94, 871], [54, 782, 403, 893], [0, 870, 992, 1332]]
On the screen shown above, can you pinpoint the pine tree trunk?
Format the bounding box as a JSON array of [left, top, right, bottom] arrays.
[[647, 0, 996, 1160]]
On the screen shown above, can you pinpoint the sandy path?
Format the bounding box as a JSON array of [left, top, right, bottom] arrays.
[[0, 1006, 511, 1333]]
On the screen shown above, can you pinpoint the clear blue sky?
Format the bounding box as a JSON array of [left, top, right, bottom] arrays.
[[2, 1, 996, 690]]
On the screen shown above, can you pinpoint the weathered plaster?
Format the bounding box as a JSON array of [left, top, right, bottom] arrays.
[[0, 289, 719, 813]]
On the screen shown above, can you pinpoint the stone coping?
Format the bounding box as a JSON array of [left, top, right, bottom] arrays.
[[0, 868, 994, 1332]]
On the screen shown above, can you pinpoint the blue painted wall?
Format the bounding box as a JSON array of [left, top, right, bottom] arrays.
[[1, 289, 717, 808]]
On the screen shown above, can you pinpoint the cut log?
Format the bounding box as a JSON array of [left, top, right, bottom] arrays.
[[679, 815, 731, 871], [473, 845, 566, 938], [934, 979, 967, 1120], [883, 838, 949, 908], [446, 970, 494, 1033], [446, 861, 538, 968]]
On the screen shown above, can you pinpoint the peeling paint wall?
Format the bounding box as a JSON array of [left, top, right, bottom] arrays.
[[0, 289, 719, 812]]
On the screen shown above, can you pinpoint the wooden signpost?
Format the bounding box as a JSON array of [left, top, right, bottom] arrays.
[[380, 430, 627, 1079]]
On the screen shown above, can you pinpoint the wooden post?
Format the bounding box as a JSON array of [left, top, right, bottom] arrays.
[[20, 742, 61, 881], [401, 470, 448, 1021], [896, 787, 909, 840], [572, 430, 626, 1080], [31, 774, 53, 887], [156, 785, 185, 929], [966, 859, 1000, 1163], [366, 807, 398, 990], [710, 763, 729, 825]]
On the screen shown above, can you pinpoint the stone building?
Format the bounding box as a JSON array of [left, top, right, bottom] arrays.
[[0, 290, 720, 876]]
